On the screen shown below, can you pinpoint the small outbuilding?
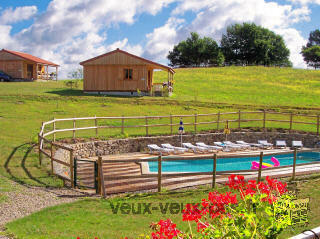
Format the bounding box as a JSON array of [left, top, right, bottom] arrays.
[[0, 49, 59, 81], [80, 48, 175, 96]]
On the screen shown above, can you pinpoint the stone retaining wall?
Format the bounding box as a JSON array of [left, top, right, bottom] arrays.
[[68, 132, 320, 159]]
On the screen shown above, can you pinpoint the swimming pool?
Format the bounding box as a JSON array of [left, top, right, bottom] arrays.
[[148, 152, 320, 173]]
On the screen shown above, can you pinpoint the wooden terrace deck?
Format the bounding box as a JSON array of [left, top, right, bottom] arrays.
[[75, 148, 320, 195]]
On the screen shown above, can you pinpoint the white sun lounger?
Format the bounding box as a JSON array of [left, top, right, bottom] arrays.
[[214, 142, 237, 151], [292, 141, 303, 148], [161, 143, 188, 154], [148, 144, 174, 155], [196, 142, 223, 151], [223, 141, 249, 150], [276, 140, 287, 148], [236, 140, 263, 148], [258, 140, 273, 148], [182, 143, 210, 153]]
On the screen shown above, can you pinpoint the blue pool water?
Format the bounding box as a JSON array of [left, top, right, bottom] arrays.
[[148, 152, 320, 172]]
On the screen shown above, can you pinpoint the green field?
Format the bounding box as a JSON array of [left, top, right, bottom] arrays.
[[0, 66, 320, 238], [5, 176, 320, 239], [1, 66, 320, 186]]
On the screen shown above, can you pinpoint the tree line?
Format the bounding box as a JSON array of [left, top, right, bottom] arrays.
[[168, 22, 320, 69]]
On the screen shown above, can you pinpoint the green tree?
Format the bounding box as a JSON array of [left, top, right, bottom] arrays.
[[301, 29, 320, 69], [68, 68, 83, 79], [167, 32, 224, 67], [221, 22, 291, 66]]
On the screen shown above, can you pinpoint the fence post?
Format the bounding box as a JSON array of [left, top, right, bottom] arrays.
[[194, 113, 197, 134], [258, 152, 263, 183], [70, 150, 74, 188], [145, 116, 149, 136], [289, 113, 293, 131], [53, 118, 56, 142], [317, 115, 319, 135], [238, 110, 241, 129], [98, 156, 106, 197], [212, 154, 217, 188], [263, 110, 266, 130], [94, 161, 98, 194], [74, 157, 77, 187], [73, 120, 76, 139], [38, 134, 42, 166], [217, 112, 220, 130], [292, 149, 297, 180], [158, 155, 162, 192], [95, 115, 98, 137], [170, 114, 173, 135], [121, 115, 124, 134], [50, 143, 54, 174]]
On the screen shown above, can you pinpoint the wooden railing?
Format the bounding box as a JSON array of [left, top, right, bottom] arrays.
[[38, 110, 320, 189], [38, 134, 75, 187], [96, 148, 320, 196]]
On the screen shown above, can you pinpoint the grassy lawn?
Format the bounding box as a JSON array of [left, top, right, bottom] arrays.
[[0, 176, 17, 203], [0, 66, 319, 109], [1, 66, 320, 186], [0, 66, 320, 238], [155, 66, 320, 108], [4, 175, 320, 239], [1, 67, 320, 187]]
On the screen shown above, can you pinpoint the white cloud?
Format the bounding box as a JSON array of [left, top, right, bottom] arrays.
[[106, 38, 143, 56], [0, 25, 14, 48], [288, 0, 320, 5], [0, 6, 37, 24], [277, 28, 307, 68], [0, 0, 315, 78], [2, 0, 174, 78], [144, 0, 310, 68], [143, 17, 185, 61]]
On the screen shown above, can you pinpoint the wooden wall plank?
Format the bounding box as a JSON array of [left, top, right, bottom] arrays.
[[83, 64, 150, 92], [0, 60, 23, 78]]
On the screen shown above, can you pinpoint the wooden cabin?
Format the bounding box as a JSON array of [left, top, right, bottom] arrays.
[[80, 48, 175, 96], [0, 49, 59, 81]]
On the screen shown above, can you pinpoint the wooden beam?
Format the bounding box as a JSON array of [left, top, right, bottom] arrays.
[[158, 155, 162, 192], [98, 156, 106, 197], [70, 150, 74, 188], [292, 149, 297, 180], [258, 152, 263, 182], [217, 112, 220, 130], [212, 154, 217, 188]]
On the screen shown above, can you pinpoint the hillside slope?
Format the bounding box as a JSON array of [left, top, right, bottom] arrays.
[[155, 66, 320, 108]]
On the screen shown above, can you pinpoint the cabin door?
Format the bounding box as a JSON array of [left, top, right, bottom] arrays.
[[27, 64, 33, 79], [147, 70, 152, 90]]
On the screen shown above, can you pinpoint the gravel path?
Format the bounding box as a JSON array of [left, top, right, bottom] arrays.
[[0, 176, 92, 238]]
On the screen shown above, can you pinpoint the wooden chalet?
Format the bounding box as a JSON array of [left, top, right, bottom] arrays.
[[80, 48, 175, 96], [0, 49, 59, 81]]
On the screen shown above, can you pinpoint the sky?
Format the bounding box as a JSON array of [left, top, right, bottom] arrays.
[[0, 0, 319, 78]]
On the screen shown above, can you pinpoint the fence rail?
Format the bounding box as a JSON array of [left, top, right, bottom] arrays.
[[95, 148, 320, 197], [38, 110, 320, 190]]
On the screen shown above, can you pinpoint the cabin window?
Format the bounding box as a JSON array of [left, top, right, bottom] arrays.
[[124, 69, 133, 80]]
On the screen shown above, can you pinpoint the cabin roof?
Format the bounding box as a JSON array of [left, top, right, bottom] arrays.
[[1, 49, 59, 67], [80, 48, 174, 73]]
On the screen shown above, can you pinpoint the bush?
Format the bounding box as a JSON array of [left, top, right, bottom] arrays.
[[64, 80, 80, 89]]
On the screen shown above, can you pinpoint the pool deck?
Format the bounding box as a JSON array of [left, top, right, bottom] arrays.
[[76, 148, 320, 195]]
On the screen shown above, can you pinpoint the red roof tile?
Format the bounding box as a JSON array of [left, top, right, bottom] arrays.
[[2, 49, 59, 66]]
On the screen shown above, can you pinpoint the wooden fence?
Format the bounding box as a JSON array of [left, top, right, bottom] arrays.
[[96, 148, 320, 196], [38, 110, 320, 189]]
